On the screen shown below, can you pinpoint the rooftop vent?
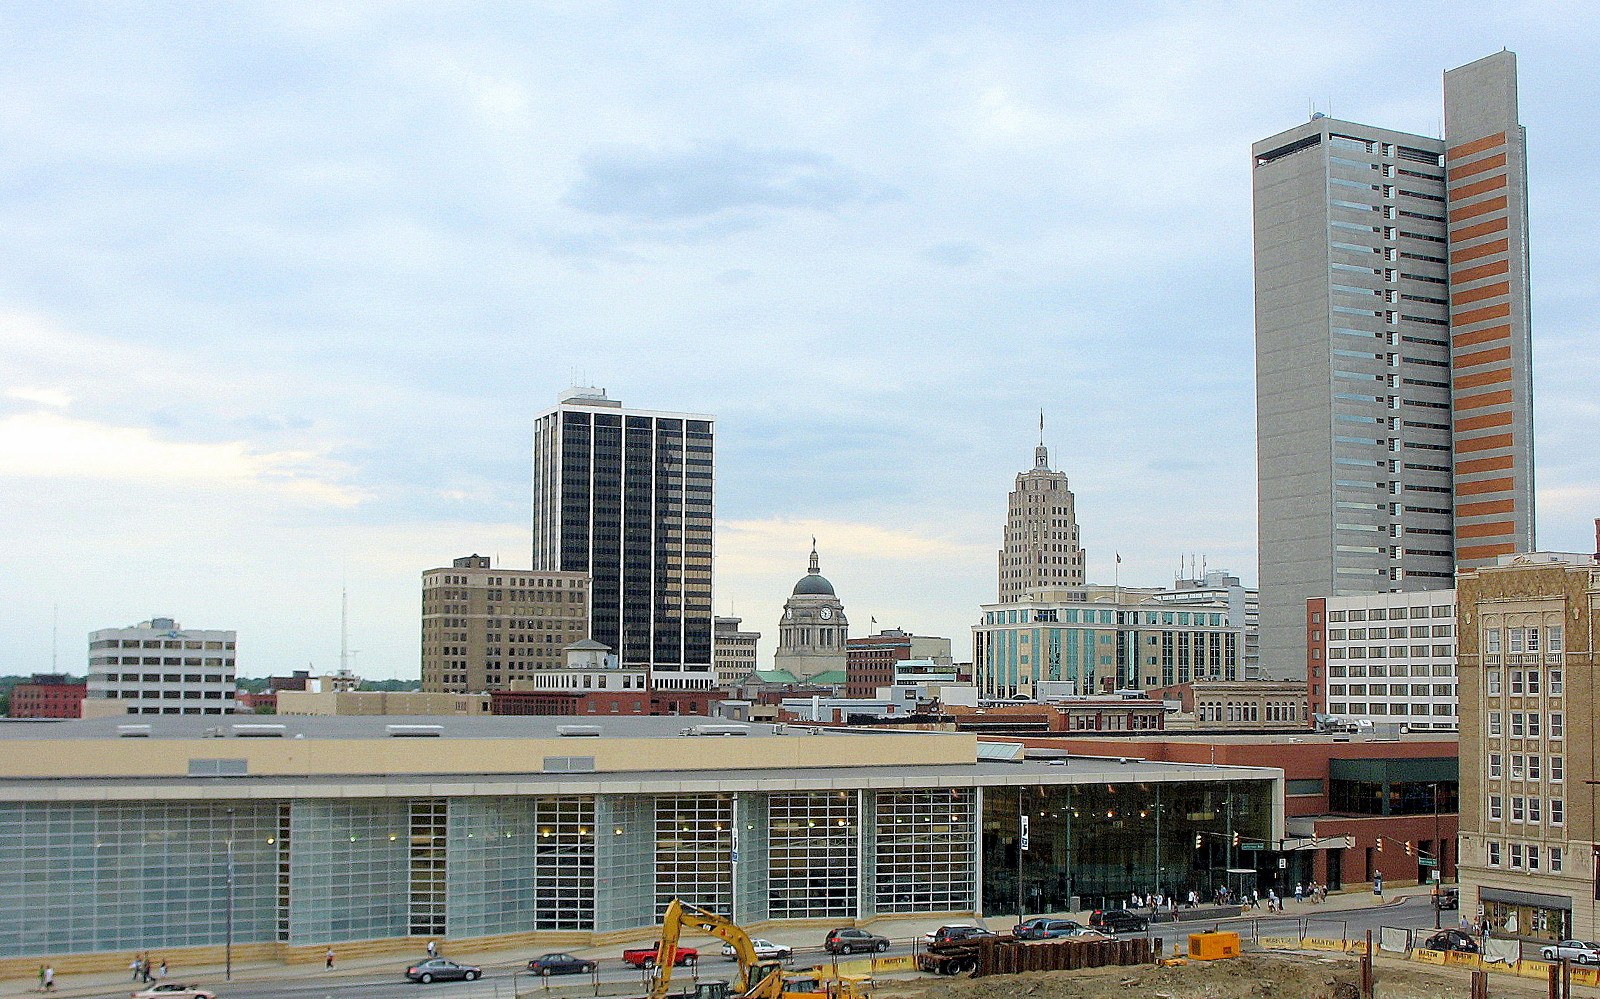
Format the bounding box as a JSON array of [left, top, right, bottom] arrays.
[[681, 724, 750, 737], [231, 723, 286, 738], [385, 724, 442, 738], [116, 724, 151, 738], [557, 724, 602, 738]]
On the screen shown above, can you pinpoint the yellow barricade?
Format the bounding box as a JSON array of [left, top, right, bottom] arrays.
[[1412, 948, 1446, 965], [1302, 937, 1348, 953], [1572, 966, 1600, 987], [1517, 960, 1551, 980], [1444, 952, 1481, 969], [1345, 940, 1370, 955], [870, 955, 915, 973], [1258, 936, 1301, 951], [826, 959, 875, 976]]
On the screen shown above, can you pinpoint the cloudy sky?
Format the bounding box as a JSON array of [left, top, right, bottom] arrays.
[[2, 4, 1596, 677]]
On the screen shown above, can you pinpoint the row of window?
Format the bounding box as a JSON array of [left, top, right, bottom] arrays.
[[1487, 711, 1564, 739], [1328, 625, 1453, 639], [1328, 683, 1454, 697], [1485, 841, 1562, 872], [1326, 645, 1454, 659], [1487, 753, 1563, 783], [1325, 606, 1450, 622], [90, 639, 234, 650], [1329, 664, 1455, 677], [1486, 669, 1563, 697], [1327, 702, 1452, 716], [1484, 626, 1563, 655], [1486, 795, 1564, 826], [93, 672, 230, 683]]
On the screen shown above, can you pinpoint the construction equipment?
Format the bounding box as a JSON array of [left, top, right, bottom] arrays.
[[649, 899, 853, 999]]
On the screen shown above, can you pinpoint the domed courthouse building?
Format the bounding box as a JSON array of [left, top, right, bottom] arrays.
[[773, 542, 849, 681]]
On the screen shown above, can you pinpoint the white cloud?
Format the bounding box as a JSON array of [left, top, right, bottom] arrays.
[[0, 411, 364, 506], [5, 386, 72, 408]]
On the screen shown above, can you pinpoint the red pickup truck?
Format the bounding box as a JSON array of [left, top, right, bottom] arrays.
[[621, 943, 698, 969]]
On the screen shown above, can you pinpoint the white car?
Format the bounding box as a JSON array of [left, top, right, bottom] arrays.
[[723, 939, 792, 961], [132, 986, 217, 999], [1540, 940, 1600, 964]]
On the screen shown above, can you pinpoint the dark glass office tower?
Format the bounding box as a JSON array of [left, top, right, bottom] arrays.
[[533, 388, 715, 689]]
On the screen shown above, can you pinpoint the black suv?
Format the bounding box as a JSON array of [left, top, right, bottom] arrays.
[[929, 925, 997, 947], [823, 928, 890, 954], [1013, 918, 1083, 940], [1089, 909, 1150, 934]]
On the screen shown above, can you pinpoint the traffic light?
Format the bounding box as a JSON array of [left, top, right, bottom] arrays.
[[1232, 831, 1241, 848], [1404, 841, 1414, 857], [1195, 833, 1203, 849], [1377, 838, 1384, 853]]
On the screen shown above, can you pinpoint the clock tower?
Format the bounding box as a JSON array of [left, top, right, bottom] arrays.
[[773, 541, 849, 681]]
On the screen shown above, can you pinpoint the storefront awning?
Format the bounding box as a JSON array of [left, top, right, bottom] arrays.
[[1479, 887, 1571, 910]]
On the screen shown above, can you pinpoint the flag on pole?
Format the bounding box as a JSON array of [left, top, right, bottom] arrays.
[[1116, 553, 1122, 564]]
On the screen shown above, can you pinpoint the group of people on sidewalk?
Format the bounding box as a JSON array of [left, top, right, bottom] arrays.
[[128, 954, 168, 984], [1126, 881, 1331, 916]]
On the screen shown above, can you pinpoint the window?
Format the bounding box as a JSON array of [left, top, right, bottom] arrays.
[[1527, 628, 1540, 654], [1488, 795, 1502, 821], [1529, 714, 1541, 739], [1551, 670, 1563, 696], [1510, 843, 1523, 869], [1551, 799, 1564, 826], [1551, 756, 1564, 783], [1488, 841, 1501, 866], [1528, 845, 1541, 871], [1510, 755, 1523, 780], [1488, 753, 1502, 779], [1529, 756, 1542, 781], [1510, 671, 1523, 695], [1528, 797, 1541, 824], [1551, 847, 1563, 873], [1511, 713, 1524, 738], [1509, 628, 1525, 653], [1549, 625, 1564, 654], [1551, 713, 1563, 740], [1489, 711, 1502, 737], [1487, 670, 1501, 695], [1511, 797, 1524, 822], [1528, 671, 1541, 696]]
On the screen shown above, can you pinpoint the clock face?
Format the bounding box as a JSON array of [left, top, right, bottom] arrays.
[[820, 607, 833, 620]]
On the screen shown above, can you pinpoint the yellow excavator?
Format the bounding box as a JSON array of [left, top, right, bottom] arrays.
[[646, 899, 868, 999]]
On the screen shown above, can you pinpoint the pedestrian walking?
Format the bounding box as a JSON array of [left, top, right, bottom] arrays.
[[427, 939, 437, 958], [158, 961, 167, 980], [130, 957, 141, 982], [43, 966, 55, 991], [326, 948, 335, 970], [1294, 882, 1304, 903]]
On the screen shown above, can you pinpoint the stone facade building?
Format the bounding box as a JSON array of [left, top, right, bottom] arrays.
[[773, 543, 849, 681]]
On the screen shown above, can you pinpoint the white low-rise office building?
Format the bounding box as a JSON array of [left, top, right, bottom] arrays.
[[84, 617, 237, 716], [1307, 590, 1458, 732]]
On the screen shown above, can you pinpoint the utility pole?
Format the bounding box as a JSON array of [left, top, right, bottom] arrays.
[[1154, 787, 1163, 899], [1016, 785, 1026, 921], [1433, 783, 1443, 930]]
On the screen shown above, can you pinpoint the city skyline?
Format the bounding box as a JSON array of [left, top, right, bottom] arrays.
[[2, 8, 1598, 676]]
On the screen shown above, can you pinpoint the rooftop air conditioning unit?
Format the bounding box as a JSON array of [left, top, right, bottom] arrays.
[[557, 724, 602, 738], [231, 723, 286, 738], [682, 724, 750, 737], [116, 724, 151, 738], [385, 724, 443, 738]]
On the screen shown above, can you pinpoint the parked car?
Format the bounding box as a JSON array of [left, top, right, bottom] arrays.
[[1012, 917, 1084, 940], [1541, 940, 1600, 964], [823, 928, 890, 955], [132, 986, 217, 999], [1088, 909, 1150, 934], [722, 938, 793, 961], [1422, 930, 1480, 955], [1434, 888, 1460, 911], [526, 953, 597, 975], [405, 959, 482, 983], [621, 944, 698, 969], [925, 925, 997, 947], [1065, 927, 1113, 940]]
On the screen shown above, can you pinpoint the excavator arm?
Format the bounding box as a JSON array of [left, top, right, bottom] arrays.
[[650, 899, 786, 999]]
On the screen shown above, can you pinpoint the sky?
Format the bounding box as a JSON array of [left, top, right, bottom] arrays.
[[2, 3, 1597, 678]]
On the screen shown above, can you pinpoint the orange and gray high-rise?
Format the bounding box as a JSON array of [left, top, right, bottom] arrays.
[[1253, 51, 1535, 677]]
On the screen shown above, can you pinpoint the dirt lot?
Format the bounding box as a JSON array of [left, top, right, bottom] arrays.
[[875, 953, 1551, 999]]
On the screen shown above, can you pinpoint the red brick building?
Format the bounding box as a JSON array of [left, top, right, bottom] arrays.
[[491, 689, 719, 716], [844, 629, 953, 698], [995, 732, 1458, 892], [8, 674, 86, 719]]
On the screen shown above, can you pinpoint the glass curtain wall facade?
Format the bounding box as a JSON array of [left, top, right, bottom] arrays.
[[767, 792, 858, 919], [982, 780, 1274, 915], [532, 395, 715, 687], [0, 781, 1267, 959]]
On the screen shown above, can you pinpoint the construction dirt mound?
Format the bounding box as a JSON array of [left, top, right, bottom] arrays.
[[874, 952, 1542, 999]]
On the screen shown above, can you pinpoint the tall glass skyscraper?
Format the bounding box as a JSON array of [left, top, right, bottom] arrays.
[[1252, 51, 1536, 679], [532, 388, 715, 689]]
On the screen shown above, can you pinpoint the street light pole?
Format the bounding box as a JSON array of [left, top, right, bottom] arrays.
[[1432, 783, 1442, 930], [1016, 785, 1025, 922]]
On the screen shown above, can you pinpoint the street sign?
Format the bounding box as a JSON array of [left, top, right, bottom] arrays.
[[1020, 814, 1030, 851], [1240, 842, 1265, 851], [1419, 857, 1438, 867]]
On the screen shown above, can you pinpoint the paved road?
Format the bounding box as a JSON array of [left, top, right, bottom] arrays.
[[71, 900, 1443, 999]]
